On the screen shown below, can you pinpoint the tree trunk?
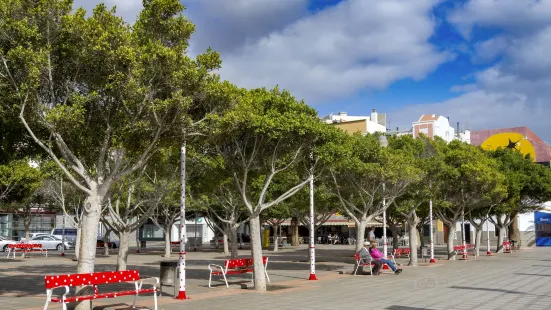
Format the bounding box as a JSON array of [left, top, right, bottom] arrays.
[[116, 231, 130, 271], [273, 225, 279, 252], [74, 226, 81, 260], [249, 215, 266, 291], [222, 229, 229, 255], [496, 227, 504, 253], [75, 192, 102, 310], [447, 223, 457, 260], [290, 217, 299, 246], [474, 227, 482, 257], [229, 225, 239, 259], [354, 220, 367, 252], [103, 228, 111, 256], [24, 216, 30, 242], [164, 225, 171, 258], [390, 225, 399, 251], [407, 213, 421, 266], [508, 213, 521, 248]]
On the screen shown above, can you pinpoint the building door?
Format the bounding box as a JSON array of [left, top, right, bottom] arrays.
[[444, 225, 449, 243], [464, 223, 471, 244]]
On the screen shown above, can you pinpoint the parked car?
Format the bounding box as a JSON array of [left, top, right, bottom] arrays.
[[96, 239, 118, 249], [51, 228, 78, 242], [29, 235, 74, 251], [0, 236, 17, 252], [20, 232, 50, 242]]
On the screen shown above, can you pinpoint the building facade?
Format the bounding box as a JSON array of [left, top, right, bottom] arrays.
[[471, 126, 551, 166], [323, 109, 387, 135]]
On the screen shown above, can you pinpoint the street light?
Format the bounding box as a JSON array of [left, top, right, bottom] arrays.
[[379, 135, 388, 256]]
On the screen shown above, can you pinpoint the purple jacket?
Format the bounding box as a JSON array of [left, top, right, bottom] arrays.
[[369, 248, 384, 260]]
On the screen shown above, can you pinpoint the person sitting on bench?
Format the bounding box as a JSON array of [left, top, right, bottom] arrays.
[[369, 241, 402, 275], [358, 241, 382, 275]]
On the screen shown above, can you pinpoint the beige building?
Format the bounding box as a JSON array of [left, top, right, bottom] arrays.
[[322, 109, 387, 135]]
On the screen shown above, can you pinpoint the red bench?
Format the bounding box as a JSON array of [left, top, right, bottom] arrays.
[[454, 244, 475, 259], [503, 241, 519, 253], [43, 270, 158, 310], [208, 257, 270, 288], [354, 254, 393, 275], [7, 244, 47, 258], [393, 248, 411, 259]]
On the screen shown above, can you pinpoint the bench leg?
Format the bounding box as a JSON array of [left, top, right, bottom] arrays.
[[43, 290, 52, 310], [265, 270, 270, 283], [222, 272, 228, 288], [208, 272, 212, 288], [153, 287, 158, 310]]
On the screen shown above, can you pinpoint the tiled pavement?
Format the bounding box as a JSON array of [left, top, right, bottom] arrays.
[[1, 244, 551, 309]]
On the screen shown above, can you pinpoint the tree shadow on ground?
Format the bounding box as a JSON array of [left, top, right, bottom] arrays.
[[448, 285, 544, 297], [386, 306, 433, 310], [514, 273, 551, 278]]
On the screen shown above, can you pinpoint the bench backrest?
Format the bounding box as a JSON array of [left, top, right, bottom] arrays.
[[9, 244, 42, 249], [44, 270, 141, 289], [225, 257, 268, 269]]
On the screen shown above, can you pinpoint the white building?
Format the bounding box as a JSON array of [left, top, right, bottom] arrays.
[[412, 114, 455, 142], [323, 109, 387, 134], [412, 114, 470, 143]]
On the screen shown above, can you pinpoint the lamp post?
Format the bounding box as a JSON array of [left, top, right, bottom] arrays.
[[177, 143, 188, 300], [61, 214, 65, 257], [486, 219, 491, 255], [378, 135, 388, 256], [429, 199, 435, 263]]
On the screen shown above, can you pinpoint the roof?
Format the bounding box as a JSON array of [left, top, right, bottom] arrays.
[[415, 114, 439, 123]]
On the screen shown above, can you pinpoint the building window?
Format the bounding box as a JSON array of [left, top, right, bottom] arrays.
[[420, 128, 429, 135]]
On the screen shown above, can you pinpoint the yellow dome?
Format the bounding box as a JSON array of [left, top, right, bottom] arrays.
[[481, 132, 536, 161]]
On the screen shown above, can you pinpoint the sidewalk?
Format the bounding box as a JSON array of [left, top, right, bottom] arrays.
[[1, 244, 550, 309]]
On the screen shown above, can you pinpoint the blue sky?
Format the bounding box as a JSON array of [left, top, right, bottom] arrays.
[[74, 0, 551, 142]]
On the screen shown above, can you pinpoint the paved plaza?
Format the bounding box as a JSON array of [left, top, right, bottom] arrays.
[[1, 244, 551, 310]]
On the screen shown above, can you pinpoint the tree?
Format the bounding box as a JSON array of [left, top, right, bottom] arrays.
[[432, 140, 505, 259], [103, 167, 171, 270], [205, 87, 325, 291], [39, 177, 85, 258], [0, 2, 222, 304], [328, 133, 422, 251], [489, 148, 551, 251]]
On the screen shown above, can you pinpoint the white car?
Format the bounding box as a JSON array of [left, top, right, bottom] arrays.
[[20, 232, 50, 242], [0, 236, 17, 252], [29, 235, 74, 251]]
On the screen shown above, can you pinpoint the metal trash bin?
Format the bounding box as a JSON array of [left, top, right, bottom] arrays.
[[159, 261, 178, 297]]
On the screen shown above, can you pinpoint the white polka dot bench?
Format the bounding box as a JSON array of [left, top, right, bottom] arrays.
[[208, 256, 270, 288], [43, 270, 159, 310]]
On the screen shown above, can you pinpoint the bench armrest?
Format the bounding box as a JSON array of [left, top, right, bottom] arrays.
[[208, 264, 224, 273], [139, 277, 160, 286]]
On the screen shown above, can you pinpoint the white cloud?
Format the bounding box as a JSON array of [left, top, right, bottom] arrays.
[[185, 0, 309, 56], [449, 0, 551, 37], [72, 0, 143, 22], [187, 0, 450, 103], [390, 0, 551, 142]]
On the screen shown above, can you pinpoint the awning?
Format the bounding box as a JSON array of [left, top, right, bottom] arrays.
[[276, 214, 383, 227]]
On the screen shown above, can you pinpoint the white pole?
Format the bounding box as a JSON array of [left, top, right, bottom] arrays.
[[429, 200, 435, 263], [177, 143, 188, 299], [308, 172, 317, 280], [382, 183, 387, 256], [486, 219, 491, 255], [61, 215, 66, 257], [461, 210, 466, 259]]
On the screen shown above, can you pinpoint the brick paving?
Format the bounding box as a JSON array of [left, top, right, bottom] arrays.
[[1, 244, 550, 309]]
